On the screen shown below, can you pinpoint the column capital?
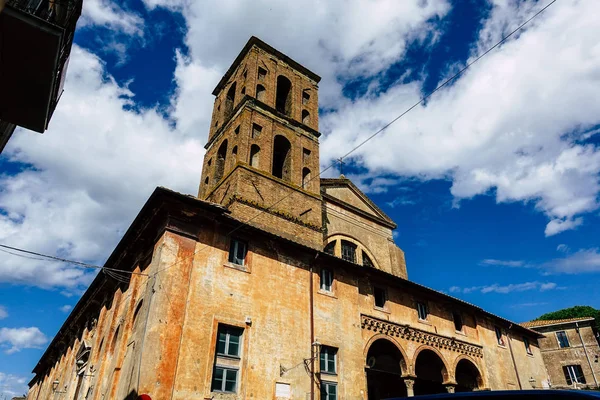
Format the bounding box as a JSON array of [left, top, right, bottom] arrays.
[[445, 384, 457, 393]]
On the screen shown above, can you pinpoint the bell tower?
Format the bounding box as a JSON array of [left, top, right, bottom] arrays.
[[198, 37, 323, 249]]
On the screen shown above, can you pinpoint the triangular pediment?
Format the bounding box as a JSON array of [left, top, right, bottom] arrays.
[[321, 177, 396, 228]]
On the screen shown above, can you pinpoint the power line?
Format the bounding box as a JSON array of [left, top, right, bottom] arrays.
[[0, 244, 149, 276]]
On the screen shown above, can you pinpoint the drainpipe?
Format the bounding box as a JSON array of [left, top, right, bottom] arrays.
[[309, 253, 319, 400], [507, 325, 523, 390], [576, 321, 598, 387]]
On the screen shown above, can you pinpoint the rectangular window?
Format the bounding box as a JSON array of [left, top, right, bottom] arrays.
[[212, 366, 238, 393], [228, 239, 247, 266], [216, 326, 243, 357], [320, 381, 337, 400], [303, 148, 311, 163], [563, 365, 586, 385], [556, 331, 570, 348], [417, 302, 428, 320], [524, 337, 532, 355], [234, 125, 240, 135], [453, 312, 463, 332], [252, 123, 262, 138], [258, 67, 267, 80], [319, 346, 337, 374], [341, 240, 356, 263], [495, 326, 505, 346], [374, 286, 386, 308], [320, 268, 333, 292]]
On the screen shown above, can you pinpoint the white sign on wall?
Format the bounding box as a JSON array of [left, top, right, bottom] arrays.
[[275, 382, 291, 398]]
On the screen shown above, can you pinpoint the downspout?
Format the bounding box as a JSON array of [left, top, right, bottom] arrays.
[[576, 321, 598, 387], [310, 253, 319, 400], [507, 325, 523, 390]]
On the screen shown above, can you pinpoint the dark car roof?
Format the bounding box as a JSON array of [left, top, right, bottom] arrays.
[[386, 390, 600, 399]]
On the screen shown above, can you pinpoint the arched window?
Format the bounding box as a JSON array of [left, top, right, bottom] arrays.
[[276, 76, 292, 116], [256, 84, 266, 102], [302, 89, 310, 105], [110, 325, 120, 354], [302, 167, 311, 189], [302, 110, 310, 125], [232, 146, 238, 164], [204, 176, 209, 185], [215, 139, 228, 182], [324, 241, 336, 255], [272, 135, 292, 181], [250, 144, 260, 168], [362, 251, 374, 268], [132, 300, 144, 329], [225, 82, 236, 120], [241, 87, 246, 95]]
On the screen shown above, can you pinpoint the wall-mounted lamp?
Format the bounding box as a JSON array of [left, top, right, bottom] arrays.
[[529, 377, 536, 388]]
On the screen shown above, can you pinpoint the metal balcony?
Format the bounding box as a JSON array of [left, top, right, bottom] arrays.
[[0, 0, 82, 133]]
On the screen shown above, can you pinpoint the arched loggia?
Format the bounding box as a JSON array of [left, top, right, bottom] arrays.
[[414, 348, 448, 395], [455, 358, 483, 392], [365, 338, 407, 400]]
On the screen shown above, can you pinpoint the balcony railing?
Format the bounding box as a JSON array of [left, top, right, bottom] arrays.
[[7, 0, 81, 29]]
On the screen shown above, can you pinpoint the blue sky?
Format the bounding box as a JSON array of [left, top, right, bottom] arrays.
[[1, 0, 600, 396]]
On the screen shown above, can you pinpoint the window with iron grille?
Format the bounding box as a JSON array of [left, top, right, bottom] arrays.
[[341, 240, 356, 263], [324, 241, 335, 255], [320, 346, 337, 374], [362, 251, 374, 268]]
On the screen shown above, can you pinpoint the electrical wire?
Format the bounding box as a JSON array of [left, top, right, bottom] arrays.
[[152, 0, 557, 277]]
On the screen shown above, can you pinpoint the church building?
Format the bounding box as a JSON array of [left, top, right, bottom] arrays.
[[26, 37, 549, 400]]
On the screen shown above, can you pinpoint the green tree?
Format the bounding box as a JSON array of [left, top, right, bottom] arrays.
[[536, 305, 600, 331]]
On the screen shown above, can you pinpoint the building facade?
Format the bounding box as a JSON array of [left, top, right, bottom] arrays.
[[26, 37, 549, 400], [522, 318, 600, 390]]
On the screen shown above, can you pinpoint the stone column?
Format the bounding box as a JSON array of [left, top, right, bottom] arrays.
[[445, 384, 456, 393], [404, 378, 415, 397]]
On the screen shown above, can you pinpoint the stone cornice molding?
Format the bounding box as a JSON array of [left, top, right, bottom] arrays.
[[361, 315, 483, 359]]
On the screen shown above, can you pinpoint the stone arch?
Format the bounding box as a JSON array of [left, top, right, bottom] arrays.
[[272, 135, 292, 181], [324, 233, 381, 269], [363, 334, 409, 372], [364, 335, 409, 400], [454, 356, 484, 392], [224, 82, 236, 120], [214, 139, 228, 182], [250, 144, 260, 168], [412, 345, 451, 395], [276, 75, 292, 116]]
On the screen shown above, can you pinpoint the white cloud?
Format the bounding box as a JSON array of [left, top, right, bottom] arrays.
[[480, 259, 525, 267], [59, 305, 73, 313], [556, 244, 570, 253], [541, 248, 600, 274], [0, 327, 48, 354], [318, 0, 600, 236], [79, 0, 144, 35], [0, 372, 28, 398], [0, 306, 7, 320], [0, 46, 204, 290], [452, 281, 558, 294]]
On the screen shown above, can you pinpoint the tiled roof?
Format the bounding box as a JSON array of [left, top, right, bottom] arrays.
[[521, 317, 595, 328]]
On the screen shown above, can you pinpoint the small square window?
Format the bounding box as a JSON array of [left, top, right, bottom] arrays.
[[320, 381, 337, 400], [216, 325, 243, 357], [563, 365, 586, 385], [495, 326, 505, 346], [212, 366, 238, 393], [319, 346, 337, 374], [228, 239, 247, 266], [556, 331, 570, 348], [374, 286, 386, 308], [523, 337, 532, 355], [252, 123, 262, 139], [320, 268, 333, 292], [452, 311, 463, 332], [417, 302, 428, 320]]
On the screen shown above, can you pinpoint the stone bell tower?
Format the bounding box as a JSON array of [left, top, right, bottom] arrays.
[[198, 37, 323, 249]]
